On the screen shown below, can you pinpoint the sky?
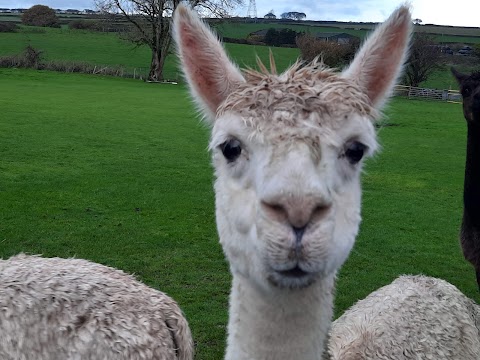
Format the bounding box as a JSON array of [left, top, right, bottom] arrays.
[[0, 0, 479, 28]]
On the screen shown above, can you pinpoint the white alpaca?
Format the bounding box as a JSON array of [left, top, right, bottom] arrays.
[[329, 275, 480, 359], [0, 254, 193, 360], [173, 4, 480, 359]]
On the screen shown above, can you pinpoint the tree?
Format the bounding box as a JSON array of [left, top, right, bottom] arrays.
[[403, 33, 444, 87], [95, 0, 243, 81], [413, 18, 422, 25], [292, 12, 306, 20], [280, 11, 306, 20], [21, 5, 59, 27]]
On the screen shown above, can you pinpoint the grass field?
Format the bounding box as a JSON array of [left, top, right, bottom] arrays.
[[0, 68, 478, 358], [215, 22, 480, 44], [214, 21, 369, 39], [0, 26, 300, 80], [1, 23, 479, 92]]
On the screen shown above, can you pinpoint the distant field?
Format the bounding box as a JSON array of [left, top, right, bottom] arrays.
[[1, 24, 476, 90], [0, 68, 478, 358], [0, 14, 19, 22], [2, 10, 480, 42], [214, 21, 369, 39], [0, 12, 84, 23], [1, 23, 479, 91], [303, 21, 480, 36], [0, 26, 300, 79], [216, 20, 480, 44]]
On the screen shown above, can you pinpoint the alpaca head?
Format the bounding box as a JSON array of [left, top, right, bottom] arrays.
[[174, 5, 411, 291], [452, 68, 480, 124]]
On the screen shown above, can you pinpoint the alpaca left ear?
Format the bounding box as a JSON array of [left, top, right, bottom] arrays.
[[342, 5, 412, 111], [173, 4, 245, 123]]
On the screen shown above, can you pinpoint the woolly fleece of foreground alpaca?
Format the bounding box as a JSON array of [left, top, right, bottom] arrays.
[[0, 254, 193, 360], [328, 275, 480, 360]]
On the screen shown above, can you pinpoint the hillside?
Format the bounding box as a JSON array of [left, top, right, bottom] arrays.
[[215, 20, 480, 44], [0, 16, 478, 89]]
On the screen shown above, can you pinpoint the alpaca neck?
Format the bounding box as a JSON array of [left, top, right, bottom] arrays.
[[225, 273, 335, 360], [463, 123, 480, 230]]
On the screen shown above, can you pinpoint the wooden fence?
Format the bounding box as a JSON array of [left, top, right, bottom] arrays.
[[394, 85, 461, 103]]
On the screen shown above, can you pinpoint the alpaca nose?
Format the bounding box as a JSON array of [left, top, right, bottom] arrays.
[[261, 194, 332, 230]]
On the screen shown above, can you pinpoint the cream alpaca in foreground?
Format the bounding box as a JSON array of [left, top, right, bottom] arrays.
[[174, 4, 480, 360], [0, 254, 193, 360], [329, 275, 480, 359]]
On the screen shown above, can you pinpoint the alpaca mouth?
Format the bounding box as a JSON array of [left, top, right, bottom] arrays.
[[269, 265, 317, 289], [277, 266, 308, 278]]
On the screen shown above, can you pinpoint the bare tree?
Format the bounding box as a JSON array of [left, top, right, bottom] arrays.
[[404, 33, 444, 87], [95, 0, 243, 81]]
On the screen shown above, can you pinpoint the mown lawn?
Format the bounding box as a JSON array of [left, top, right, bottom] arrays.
[[0, 69, 478, 358]]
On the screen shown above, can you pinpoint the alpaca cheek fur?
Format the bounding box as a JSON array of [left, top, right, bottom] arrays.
[[326, 182, 362, 272], [215, 177, 260, 279]]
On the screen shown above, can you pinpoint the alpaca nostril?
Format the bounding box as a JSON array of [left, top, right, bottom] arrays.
[[260, 201, 288, 222], [312, 204, 332, 221], [292, 226, 306, 244]]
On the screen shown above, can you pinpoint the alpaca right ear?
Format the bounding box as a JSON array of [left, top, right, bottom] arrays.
[[173, 4, 245, 123], [342, 5, 412, 111], [451, 67, 468, 85]]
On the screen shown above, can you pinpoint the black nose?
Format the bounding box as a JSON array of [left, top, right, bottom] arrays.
[[293, 226, 306, 244]]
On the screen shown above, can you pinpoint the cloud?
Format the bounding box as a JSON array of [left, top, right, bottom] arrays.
[[0, 0, 479, 27], [247, 0, 400, 22], [0, 1, 94, 9]]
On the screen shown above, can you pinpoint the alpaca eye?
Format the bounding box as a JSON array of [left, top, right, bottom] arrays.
[[463, 86, 471, 97], [220, 139, 242, 162], [345, 141, 366, 164]]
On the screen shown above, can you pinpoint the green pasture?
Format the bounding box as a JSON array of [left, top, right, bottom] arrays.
[[0, 68, 478, 358], [214, 21, 369, 39], [216, 21, 480, 44], [0, 26, 300, 79], [1, 24, 479, 91]]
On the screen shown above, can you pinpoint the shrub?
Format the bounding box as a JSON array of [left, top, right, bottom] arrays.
[[0, 22, 17, 32], [69, 20, 100, 31], [22, 5, 59, 27], [0, 55, 20, 68], [264, 28, 301, 47], [296, 33, 359, 68], [23, 45, 43, 68], [0, 46, 43, 69], [0, 46, 126, 77]]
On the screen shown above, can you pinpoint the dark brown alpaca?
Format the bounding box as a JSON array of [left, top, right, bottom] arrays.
[[452, 67, 480, 290]]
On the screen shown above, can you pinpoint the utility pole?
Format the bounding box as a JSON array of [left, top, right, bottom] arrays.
[[247, 0, 257, 22]]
